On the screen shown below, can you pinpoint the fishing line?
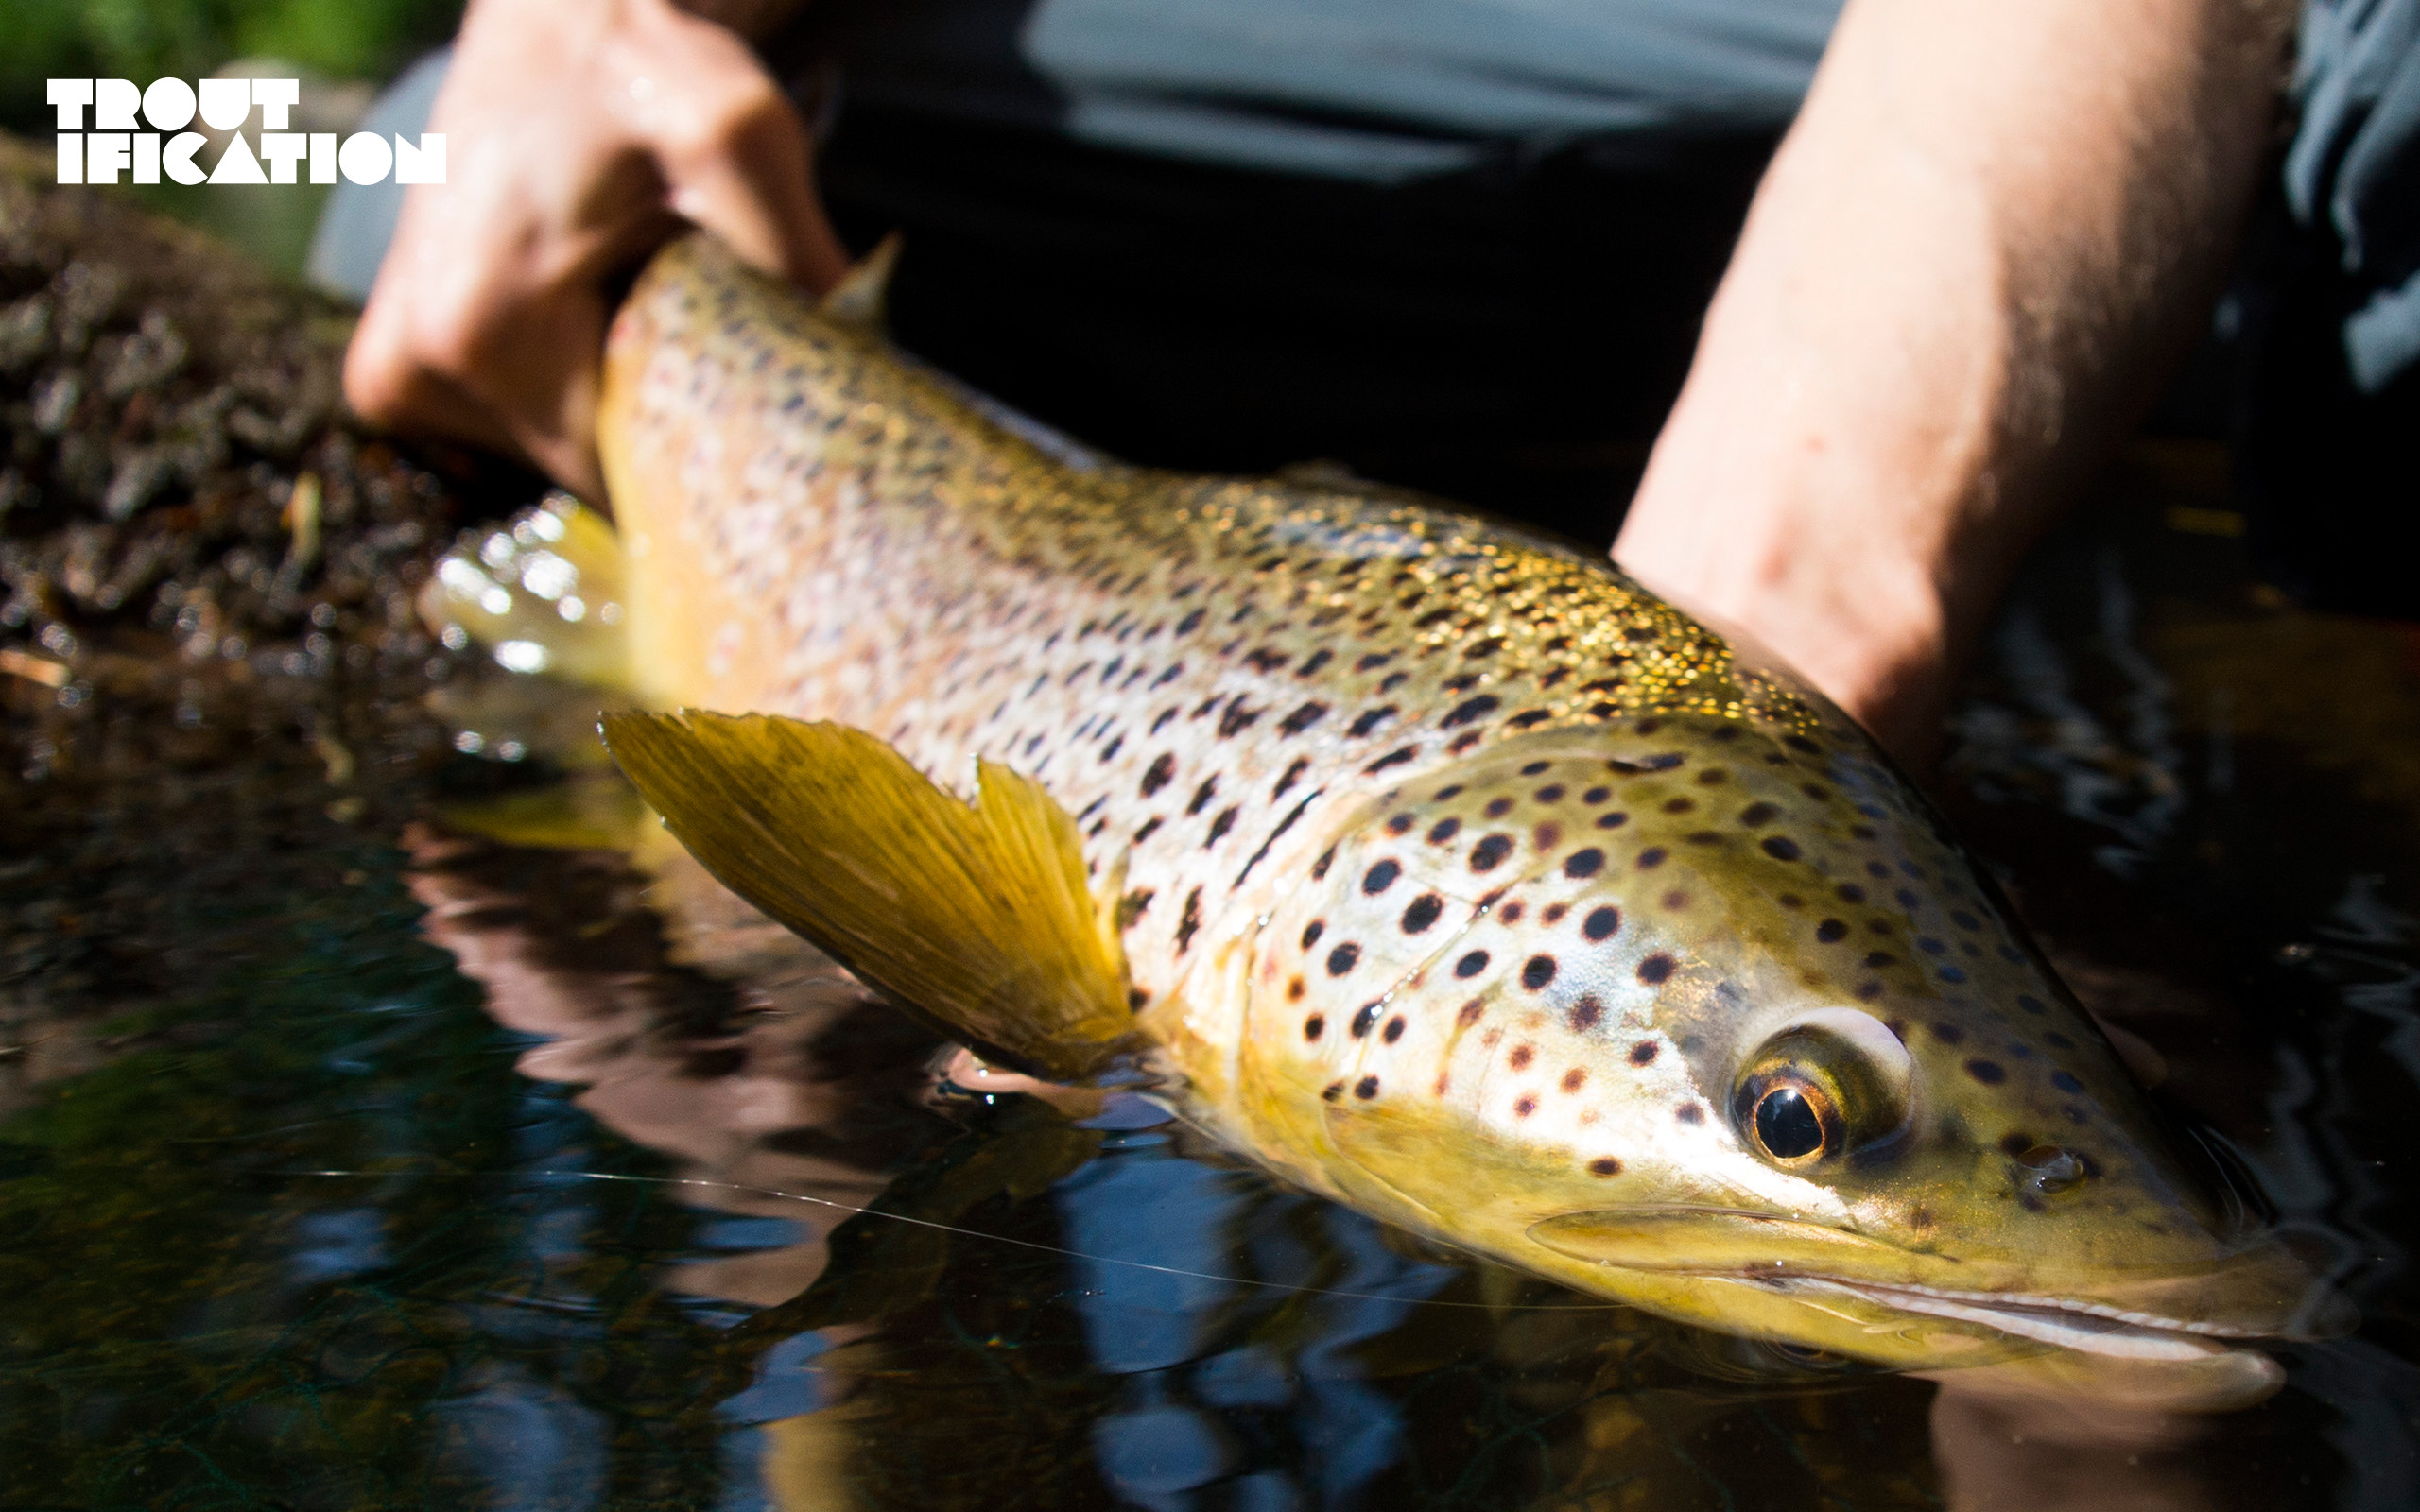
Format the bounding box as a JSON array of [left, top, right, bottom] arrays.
[[278, 1165, 1629, 1312]]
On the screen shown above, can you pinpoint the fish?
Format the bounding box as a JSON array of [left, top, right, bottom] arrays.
[[428, 232, 2340, 1410]]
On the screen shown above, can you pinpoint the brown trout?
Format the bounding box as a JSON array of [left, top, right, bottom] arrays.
[[433, 233, 2336, 1408]]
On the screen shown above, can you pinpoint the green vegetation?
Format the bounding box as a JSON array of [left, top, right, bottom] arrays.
[[0, 0, 463, 133]]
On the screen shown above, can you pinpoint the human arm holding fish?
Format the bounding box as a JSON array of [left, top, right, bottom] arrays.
[[1614, 0, 2293, 763], [342, 0, 849, 502], [348, 0, 2290, 763]]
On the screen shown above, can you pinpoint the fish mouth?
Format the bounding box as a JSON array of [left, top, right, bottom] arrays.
[[1778, 1277, 2275, 1362], [1529, 1206, 2349, 1361]]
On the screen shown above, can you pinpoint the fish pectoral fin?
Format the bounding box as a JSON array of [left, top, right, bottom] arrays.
[[601, 710, 1136, 1082], [819, 233, 901, 331]]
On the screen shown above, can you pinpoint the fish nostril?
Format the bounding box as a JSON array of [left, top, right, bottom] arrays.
[[2014, 1144, 2088, 1194]]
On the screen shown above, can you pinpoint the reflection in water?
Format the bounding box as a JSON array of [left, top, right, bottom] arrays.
[[13, 468, 2420, 1507]]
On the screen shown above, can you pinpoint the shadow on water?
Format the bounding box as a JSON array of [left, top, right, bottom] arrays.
[[7, 447, 2420, 1509]]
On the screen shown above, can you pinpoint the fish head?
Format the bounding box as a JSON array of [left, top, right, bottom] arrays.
[[1255, 720, 2340, 1406]]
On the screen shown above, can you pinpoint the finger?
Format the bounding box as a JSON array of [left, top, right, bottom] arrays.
[[638, 32, 851, 294], [345, 278, 525, 459]]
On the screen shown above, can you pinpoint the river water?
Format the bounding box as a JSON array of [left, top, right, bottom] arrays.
[[5, 447, 2419, 1510]]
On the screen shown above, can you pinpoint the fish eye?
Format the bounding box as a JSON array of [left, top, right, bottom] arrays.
[[1753, 1081, 1828, 1161], [1731, 1015, 1910, 1168]]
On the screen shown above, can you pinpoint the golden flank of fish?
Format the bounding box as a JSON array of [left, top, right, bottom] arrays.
[[436, 232, 2342, 1410]]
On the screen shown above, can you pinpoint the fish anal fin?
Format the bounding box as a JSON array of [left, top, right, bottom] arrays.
[[601, 711, 1134, 1082]]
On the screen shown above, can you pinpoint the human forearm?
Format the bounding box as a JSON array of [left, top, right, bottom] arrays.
[[1615, 0, 2291, 762]]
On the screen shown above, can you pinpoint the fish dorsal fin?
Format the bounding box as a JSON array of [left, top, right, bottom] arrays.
[[600, 710, 1135, 1082], [818, 233, 901, 331]]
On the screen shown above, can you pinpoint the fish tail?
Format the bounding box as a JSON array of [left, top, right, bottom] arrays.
[[420, 491, 632, 692]]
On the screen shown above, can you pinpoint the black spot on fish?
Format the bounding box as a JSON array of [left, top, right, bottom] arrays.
[[1351, 1003, 1379, 1037], [1442, 696, 1500, 728], [1569, 996, 1604, 1031], [1219, 702, 1262, 738], [1362, 860, 1401, 895], [1931, 1022, 1965, 1044], [1354, 1076, 1380, 1100], [1186, 778, 1219, 816], [1177, 888, 1203, 954], [1485, 797, 1514, 818], [1386, 813, 1416, 834], [1401, 894, 1443, 934], [1455, 951, 1491, 979], [1762, 836, 1802, 862], [1966, 1059, 2006, 1084], [1459, 999, 1486, 1027], [1583, 786, 1611, 804], [1470, 834, 1514, 871], [1630, 1040, 1659, 1065], [1383, 1016, 1405, 1043], [1326, 943, 1360, 976], [1597, 811, 1629, 830], [1298, 649, 1333, 677], [1139, 753, 1176, 797], [1564, 848, 1605, 879], [1522, 955, 1558, 990], [1637, 954, 1675, 985], [1302, 920, 1324, 950], [2051, 1071, 2085, 1094], [1636, 847, 1667, 868], [1426, 817, 1461, 845], [1740, 802, 1778, 826], [1322, 1080, 1345, 1102], [1588, 1157, 1623, 1177], [1279, 701, 1329, 736], [1206, 806, 1238, 845], [1304, 1015, 1324, 1041], [1676, 1105, 1704, 1125], [1817, 919, 1849, 942], [1837, 884, 1865, 903], [1347, 706, 1396, 737], [1272, 757, 1308, 799], [1583, 907, 1621, 942], [1535, 785, 1566, 803], [1785, 734, 1823, 754], [1365, 747, 1417, 774], [1312, 847, 1336, 880]]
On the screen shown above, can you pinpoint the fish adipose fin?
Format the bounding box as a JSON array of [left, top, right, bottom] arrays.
[[819, 233, 901, 332], [600, 710, 1137, 1083]]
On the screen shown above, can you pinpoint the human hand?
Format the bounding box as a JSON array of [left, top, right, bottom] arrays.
[[344, 0, 850, 502]]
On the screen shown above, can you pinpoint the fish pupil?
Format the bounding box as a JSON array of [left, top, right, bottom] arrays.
[[1754, 1086, 1824, 1160]]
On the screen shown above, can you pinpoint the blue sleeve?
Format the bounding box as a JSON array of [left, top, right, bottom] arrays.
[[2287, 0, 2420, 390]]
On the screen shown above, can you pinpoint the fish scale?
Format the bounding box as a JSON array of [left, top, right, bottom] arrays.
[[487, 232, 2338, 1403]]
